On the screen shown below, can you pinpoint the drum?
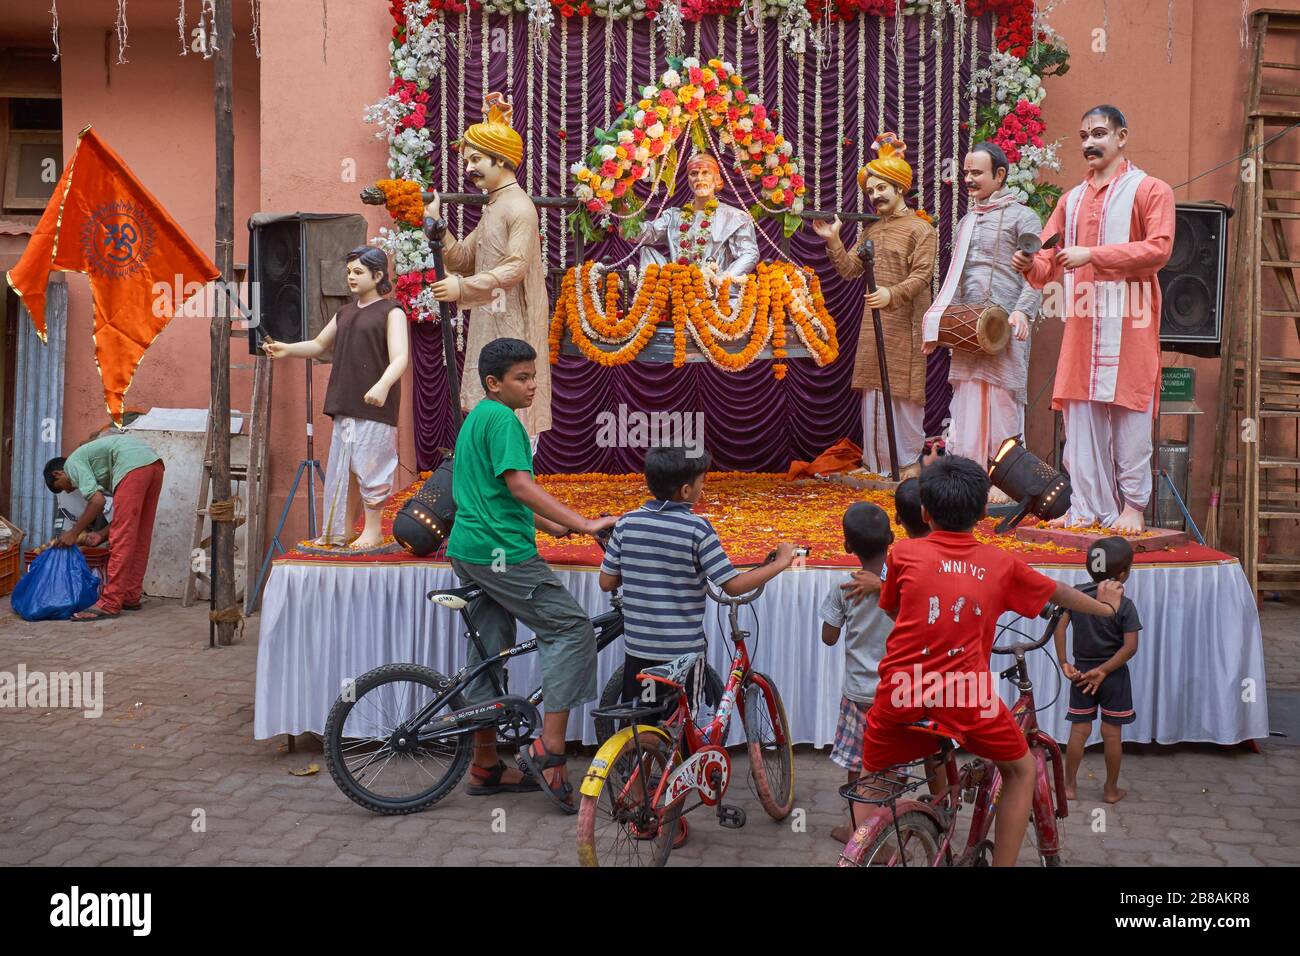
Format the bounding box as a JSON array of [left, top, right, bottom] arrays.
[[936, 303, 1011, 356]]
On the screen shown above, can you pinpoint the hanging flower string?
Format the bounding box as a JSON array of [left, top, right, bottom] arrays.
[[549, 260, 838, 380]]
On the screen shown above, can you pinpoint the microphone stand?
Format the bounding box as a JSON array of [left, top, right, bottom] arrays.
[[858, 239, 900, 481]]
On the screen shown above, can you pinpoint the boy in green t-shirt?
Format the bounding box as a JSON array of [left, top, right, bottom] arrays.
[[448, 337, 617, 809]]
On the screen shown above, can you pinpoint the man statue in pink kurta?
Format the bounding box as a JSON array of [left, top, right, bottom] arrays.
[[1014, 105, 1175, 533], [426, 93, 552, 446]]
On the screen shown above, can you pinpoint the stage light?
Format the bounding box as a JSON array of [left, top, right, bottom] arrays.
[[987, 437, 1071, 533], [392, 457, 457, 557]]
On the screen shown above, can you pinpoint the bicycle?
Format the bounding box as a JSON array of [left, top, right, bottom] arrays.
[[574, 550, 802, 867], [322, 557, 630, 816], [836, 592, 1075, 868]]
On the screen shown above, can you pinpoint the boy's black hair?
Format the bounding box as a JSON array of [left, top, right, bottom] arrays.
[[43, 457, 66, 493], [1086, 536, 1134, 583], [346, 246, 393, 295], [843, 501, 893, 564], [643, 445, 712, 501], [1081, 104, 1127, 131], [478, 337, 536, 392], [893, 477, 928, 538], [918, 455, 989, 532], [969, 141, 1010, 186]]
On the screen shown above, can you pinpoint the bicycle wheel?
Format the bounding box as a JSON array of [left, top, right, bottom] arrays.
[[593, 662, 723, 744], [838, 812, 943, 867], [742, 671, 795, 820], [576, 731, 682, 867], [323, 663, 472, 814]]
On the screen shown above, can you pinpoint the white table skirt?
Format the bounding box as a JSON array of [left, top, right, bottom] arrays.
[[254, 557, 1270, 748]]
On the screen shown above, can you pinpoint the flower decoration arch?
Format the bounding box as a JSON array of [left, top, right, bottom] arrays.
[[568, 56, 808, 242]]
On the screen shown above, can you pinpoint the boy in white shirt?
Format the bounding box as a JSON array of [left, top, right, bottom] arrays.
[[819, 501, 896, 843]]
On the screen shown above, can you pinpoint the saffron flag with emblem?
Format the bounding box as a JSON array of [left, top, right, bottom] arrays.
[[5, 125, 219, 424]]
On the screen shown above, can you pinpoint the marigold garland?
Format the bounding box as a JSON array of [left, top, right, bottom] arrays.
[[549, 260, 838, 380], [376, 178, 426, 227]]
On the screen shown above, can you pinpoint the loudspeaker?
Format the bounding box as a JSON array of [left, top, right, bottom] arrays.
[[246, 212, 368, 355], [1158, 202, 1232, 357]]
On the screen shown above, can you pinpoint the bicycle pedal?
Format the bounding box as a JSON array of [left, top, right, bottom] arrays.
[[716, 804, 746, 829]]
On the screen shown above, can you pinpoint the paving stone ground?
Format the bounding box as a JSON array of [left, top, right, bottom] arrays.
[[1, 595, 1297, 867]]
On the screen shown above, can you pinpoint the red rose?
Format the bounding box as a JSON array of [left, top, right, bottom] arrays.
[[578, 1, 592, 13]]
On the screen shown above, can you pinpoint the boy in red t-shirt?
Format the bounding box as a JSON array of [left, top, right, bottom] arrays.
[[862, 456, 1123, 866]]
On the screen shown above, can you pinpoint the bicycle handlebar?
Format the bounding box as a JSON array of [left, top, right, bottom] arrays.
[[703, 546, 810, 606], [991, 580, 1098, 656]]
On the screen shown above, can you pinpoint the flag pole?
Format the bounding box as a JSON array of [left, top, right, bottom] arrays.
[[211, 0, 237, 646]]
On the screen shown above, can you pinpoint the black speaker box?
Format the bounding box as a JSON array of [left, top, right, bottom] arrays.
[[1158, 201, 1232, 358], [246, 212, 368, 356]]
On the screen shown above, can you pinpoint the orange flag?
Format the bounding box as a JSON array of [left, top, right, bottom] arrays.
[[5, 125, 220, 424]]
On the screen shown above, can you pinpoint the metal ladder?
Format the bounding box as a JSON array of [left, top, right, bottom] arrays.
[[1207, 8, 1300, 596]]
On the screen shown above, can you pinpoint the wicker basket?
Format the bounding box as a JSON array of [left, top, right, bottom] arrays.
[[0, 516, 25, 598]]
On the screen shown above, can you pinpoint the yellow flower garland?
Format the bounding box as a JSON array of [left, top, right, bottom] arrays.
[[548, 261, 839, 380]]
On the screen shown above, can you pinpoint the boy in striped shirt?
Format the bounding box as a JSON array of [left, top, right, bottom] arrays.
[[598, 446, 797, 707]]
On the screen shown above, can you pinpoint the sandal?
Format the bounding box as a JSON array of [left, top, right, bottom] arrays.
[[464, 760, 541, 796], [122, 598, 148, 612], [71, 604, 119, 622], [517, 738, 577, 815]]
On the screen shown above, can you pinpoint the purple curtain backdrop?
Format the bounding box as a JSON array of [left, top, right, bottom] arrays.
[[413, 12, 993, 473]]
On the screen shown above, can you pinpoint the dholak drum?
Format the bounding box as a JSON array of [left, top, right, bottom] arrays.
[[936, 303, 1011, 355]]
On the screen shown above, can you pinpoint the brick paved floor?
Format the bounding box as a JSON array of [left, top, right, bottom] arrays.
[[1, 596, 1297, 867]]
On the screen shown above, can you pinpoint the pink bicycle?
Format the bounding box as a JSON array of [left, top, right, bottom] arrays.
[[837, 598, 1071, 867]]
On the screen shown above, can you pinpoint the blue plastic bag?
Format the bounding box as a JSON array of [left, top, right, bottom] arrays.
[[11, 546, 102, 621]]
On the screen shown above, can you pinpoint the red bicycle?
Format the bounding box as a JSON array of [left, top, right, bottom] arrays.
[[837, 598, 1071, 867], [575, 552, 799, 867]]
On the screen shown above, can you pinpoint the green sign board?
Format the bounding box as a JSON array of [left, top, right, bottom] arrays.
[[1161, 367, 1195, 404]]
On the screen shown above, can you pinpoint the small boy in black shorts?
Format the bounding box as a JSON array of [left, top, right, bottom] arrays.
[[1053, 536, 1142, 804]]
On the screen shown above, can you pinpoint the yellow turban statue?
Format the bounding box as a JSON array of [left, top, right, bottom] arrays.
[[858, 132, 913, 194], [460, 92, 524, 171]]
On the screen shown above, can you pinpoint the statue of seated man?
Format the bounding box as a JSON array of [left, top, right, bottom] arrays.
[[637, 154, 759, 282]]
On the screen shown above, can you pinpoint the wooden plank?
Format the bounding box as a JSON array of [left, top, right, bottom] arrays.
[[180, 417, 215, 608]]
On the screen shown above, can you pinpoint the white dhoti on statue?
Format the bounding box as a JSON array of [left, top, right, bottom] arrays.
[[860, 389, 925, 476], [947, 380, 1025, 468], [1061, 399, 1153, 527], [317, 416, 399, 546]]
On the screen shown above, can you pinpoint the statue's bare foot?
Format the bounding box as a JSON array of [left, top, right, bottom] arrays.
[[350, 533, 384, 550], [987, 486, 1012, 505], [1048, 512, 1074, 529], [1114, 506, 1145, 534], [899, 462, 921, 481]]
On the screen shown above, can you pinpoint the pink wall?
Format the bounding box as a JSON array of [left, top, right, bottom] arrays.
[[1024, 0, 1300, 550], [53, 24, 262, 447]]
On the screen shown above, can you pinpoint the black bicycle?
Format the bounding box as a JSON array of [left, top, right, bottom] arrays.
[[323, 570, 720, 816]]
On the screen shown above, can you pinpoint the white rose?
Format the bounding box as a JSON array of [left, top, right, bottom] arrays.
[[570, 161, 587, 175], [682, 57, 700, 70], [738, 118, 753, 131], [662, 69, 682, 88], [635, 146, 650, 163], [780, 141, 794, 155], [792, 198, 805, 213], [575, 183, 594, 200], [599, 144, 618, 161], [618, 130, 634, 144], [642, 84, 657, 98], [779, 177, 791, 188], [765, 153, 779, 168], [634, 109, 646, 125], [646, 121, 665, 139]]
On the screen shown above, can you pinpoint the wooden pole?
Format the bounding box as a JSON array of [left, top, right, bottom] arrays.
[[211, 0, 236, 646], [858, 240, 901, 481]]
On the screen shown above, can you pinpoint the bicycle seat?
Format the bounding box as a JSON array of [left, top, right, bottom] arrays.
[[636, 652, 702, 690], [426, 584, 483, 610]]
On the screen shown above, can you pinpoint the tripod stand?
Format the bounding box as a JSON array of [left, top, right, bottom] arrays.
[[250, 356, 326, 607]]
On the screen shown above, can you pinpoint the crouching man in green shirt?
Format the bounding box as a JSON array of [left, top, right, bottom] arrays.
[[43, 433, 165, 621], [448, 337, 618, 810]]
